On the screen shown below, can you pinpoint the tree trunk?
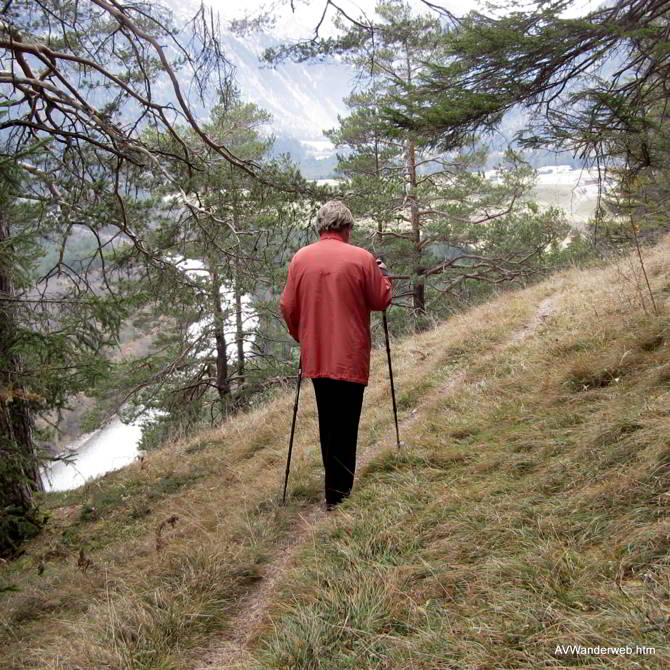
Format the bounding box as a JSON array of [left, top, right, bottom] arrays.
[[0, 210, 44, 559], [374, 135, 383, 246], [229, 171, 246, 388], [234, 256, 245, 384], [402, 44, 427, 332], [405, 136, 426, 330], [210, 269, 230, 401]]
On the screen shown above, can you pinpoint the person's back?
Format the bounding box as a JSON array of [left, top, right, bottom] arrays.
[[280, 201, 391, 509], [282, 231, 390, 384]]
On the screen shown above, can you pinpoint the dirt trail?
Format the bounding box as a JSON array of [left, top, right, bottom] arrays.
[[191, 505, 324, 669], [189, 296, 555, 669], [509, 296, 555, 344], [191, 437, 403, 669]]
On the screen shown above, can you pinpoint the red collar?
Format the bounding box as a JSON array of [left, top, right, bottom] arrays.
[[319, 231, 349, 243]]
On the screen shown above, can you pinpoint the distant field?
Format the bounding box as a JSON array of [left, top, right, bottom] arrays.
[[531, 182, 599, 230]]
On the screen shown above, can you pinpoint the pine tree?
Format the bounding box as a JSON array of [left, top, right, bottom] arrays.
[[387, 0, 670, 176], [0, 149, 130, 557], [0, 0, 266, 556], [312, 1, 569, 330], [112, 90, 308, 445], [0, 162, 44, 557]]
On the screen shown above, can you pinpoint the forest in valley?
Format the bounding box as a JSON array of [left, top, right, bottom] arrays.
[[2, 0, 669, 560]]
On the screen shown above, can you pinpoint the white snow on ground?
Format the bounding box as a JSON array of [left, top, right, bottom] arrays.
[[531, 167, 604, 230], [535, 165, 600, 185]]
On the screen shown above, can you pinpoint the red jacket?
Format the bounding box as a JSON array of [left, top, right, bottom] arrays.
[[280, 231, 392, 385]]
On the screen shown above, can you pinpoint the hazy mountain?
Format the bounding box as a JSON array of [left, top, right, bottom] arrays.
[[161, 1, 585, 176], [224, 32, 352, 142], [162, 0, 352, 172]]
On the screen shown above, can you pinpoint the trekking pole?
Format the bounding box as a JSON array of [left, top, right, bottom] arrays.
[[282, 359, 302, 504], [382, 310, 402, 449], [376, 255, 402, 449]]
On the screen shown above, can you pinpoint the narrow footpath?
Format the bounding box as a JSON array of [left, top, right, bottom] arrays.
[[190, 296, 556, 669]]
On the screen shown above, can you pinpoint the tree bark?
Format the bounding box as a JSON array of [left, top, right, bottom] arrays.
[[405, 136, 426, 329], [210, 268, 230, 401], [234, 256, 245, 384], [0, 209, 44, 559], [374, 135, 383, 246], [403, 44, 426, 331]]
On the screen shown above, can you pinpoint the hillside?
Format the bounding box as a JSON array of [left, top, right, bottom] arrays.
[[2, 238, 670, 669]]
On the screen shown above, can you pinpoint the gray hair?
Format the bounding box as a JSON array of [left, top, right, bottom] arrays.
[[316, 200, 354, 233]]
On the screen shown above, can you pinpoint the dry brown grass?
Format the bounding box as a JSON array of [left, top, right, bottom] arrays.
[[251, 238, 670, 669], [2, 236, 670, 668]]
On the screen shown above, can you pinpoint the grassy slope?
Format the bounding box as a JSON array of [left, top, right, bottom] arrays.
[[2, 238, 670, 669]]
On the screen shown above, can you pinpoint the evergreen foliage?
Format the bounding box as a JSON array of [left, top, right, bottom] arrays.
[[109, 89, 311, 447], [0, 150, 131, 557], [278, 0, 572, 330], [386, 0, 670, 226], [0, 0, 279, 555]]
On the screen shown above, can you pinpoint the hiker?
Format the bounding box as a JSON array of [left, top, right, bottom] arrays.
[[280, 200, 392, 510]]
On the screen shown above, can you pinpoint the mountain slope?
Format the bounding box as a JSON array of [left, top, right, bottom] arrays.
[[2, 238, 670, 669], [165, 0, 352, 142]]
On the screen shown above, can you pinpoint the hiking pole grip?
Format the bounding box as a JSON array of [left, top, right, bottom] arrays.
[[282, 360, 302, 504]]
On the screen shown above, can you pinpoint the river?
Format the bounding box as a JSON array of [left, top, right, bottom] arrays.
[[42, 417, 144, 492], [43, 258, 258, 492]]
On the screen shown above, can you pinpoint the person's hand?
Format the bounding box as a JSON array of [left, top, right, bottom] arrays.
[[376, 258, 390, 276]]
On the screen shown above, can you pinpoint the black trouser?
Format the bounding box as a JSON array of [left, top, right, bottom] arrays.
[[311, 377, 365, 506]]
